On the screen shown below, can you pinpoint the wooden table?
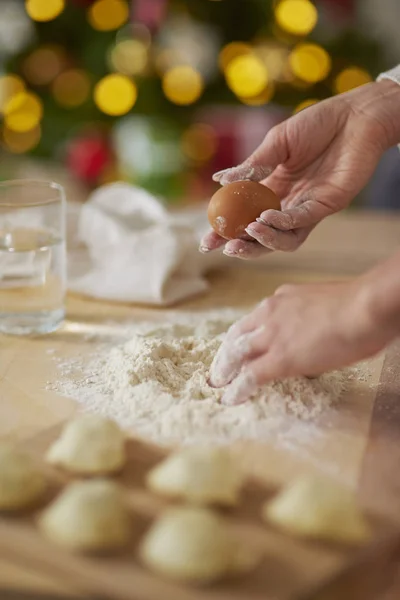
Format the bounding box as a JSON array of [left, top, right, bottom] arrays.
[[1, 211, 400, 599]]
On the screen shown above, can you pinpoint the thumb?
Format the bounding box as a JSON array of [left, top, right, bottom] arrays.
[[213, 125, 288, 186]]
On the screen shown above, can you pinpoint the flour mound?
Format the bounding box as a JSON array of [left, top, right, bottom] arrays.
[[108, 322, 224, 404], [52, 316, 349, 446]]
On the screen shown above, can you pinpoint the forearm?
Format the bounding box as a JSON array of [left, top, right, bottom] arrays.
[[361, 248, 400, 335]]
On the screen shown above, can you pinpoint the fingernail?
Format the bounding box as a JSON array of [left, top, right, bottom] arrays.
[[212, 168, 231, 182], [199, 245, 211, 253], [256, 217, 268, 225], [244, 226, 256, 236], [223, 248, 238, 257]]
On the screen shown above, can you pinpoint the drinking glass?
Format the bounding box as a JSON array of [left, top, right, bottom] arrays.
[[0, 180, 66, 335]]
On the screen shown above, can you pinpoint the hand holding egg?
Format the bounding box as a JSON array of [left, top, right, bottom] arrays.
[[202, 178, 286, 259], [200, 86, 386, 258], [207, 181, 281, 241]]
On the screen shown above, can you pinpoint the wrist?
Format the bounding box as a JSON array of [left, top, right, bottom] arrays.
[[344, 79, 400, 149], [356, 270, 400, 343], [372, 79, 400, 148]]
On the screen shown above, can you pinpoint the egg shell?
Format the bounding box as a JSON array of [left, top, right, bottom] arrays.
[[208, 180, 281, 241]]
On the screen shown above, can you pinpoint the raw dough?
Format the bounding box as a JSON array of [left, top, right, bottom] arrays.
[[263, 474, 371, 544], [38, 479, 131, 551], [139, 506, 256, 583], [146, 446, 243, 506], [0, 444, 46, 510], [46, 415, 126, 475]]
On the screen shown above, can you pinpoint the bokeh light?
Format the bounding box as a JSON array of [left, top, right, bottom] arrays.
[[2, 124, 41, 153], [255, 42, 289, 81], [334, 67, 373, 94], [154, 49, 180, 75], [162, 66, 204, 106], [22, 46, 66, 86], [94, 74, 137, 116], [88, 0, 129, 32], [181, 124, 217, 163], [110, 40, 148, 76], [239, 83, 275, 106], [4, 92, 43, 133], [52, 69, 91, 108], [289, 43, 331, 83], [117, 23, 152, 48], [0, 75, 25, 114], [225, 54, 268, 98], [218, 42, 252, 72], [275, 0, 318, 36], [25, 0, 65, 22], [293, 98, 319, 113]]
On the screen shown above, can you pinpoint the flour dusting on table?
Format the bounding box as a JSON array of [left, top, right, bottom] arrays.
[[48, 312, 349, 446]]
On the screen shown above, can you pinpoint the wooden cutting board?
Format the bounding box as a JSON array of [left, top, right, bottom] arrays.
[[2, 266, 400, 599]]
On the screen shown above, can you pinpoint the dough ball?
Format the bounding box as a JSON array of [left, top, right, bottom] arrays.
[[208, 180, 281, 240], [263, 475, 371, 544], [146, 446, 243, 506], [0, 444, 46, 510], [38, 479, 131, 552], [46, 415, 126, 475], [139, 507, 237, 583]]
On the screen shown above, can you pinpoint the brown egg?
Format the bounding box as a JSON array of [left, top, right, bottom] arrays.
[[208, 180, 281, 240]]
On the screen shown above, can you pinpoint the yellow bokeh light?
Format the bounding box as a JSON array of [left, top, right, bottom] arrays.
[[52, 70, 91, 108], [25, 0, 65, 22], [239, 83, 275, 106], [181, 124, 217, 163], [0, 75, 25, 114], [289, 43, 331, 83], [218, 42, 252, 72], [111, 40, 148, 76], [3, 124, 41, 154], [255, 43, 289, 81], [22, 46, 65, 86], [225, 54, 269, 98], [4, 92, 43, 133], [334, 67, 373, 94], [94, 74, 137, 116], [275, 0, 318, 36], [162, 66, 204, 106], [88, 0, 129, 32], [293, 98, 319, 113]]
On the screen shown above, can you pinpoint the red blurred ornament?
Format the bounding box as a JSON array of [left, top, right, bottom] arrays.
[[66, 133, 113, 184], [133, 0, 168, 33]]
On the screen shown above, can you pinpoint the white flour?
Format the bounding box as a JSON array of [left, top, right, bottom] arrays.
[[48, 312, 350, 448]]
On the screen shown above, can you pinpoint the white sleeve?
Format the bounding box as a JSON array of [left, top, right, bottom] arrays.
[[377, 65, 400, 85]]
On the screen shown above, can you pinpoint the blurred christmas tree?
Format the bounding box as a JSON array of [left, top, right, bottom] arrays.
[[0, 0, 387, 201]]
